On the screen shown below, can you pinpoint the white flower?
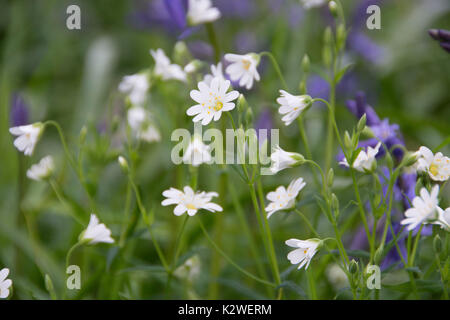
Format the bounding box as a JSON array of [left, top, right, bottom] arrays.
[[183, 136, 212, 166], [150, 48, 187, 82], [0, 268, 12, 299], [203, 62, 226, 85], [174, 255, 201, 282], [300, 0, 327, 9], [127, 106, 161, 143], [187, 77, 239, 125], [277, 90, 312, 126], [161, 186, 222, 216], [265, 178, 306, 218], [400, 186, 440, 231], [224, 53, 260, 90], [270, 145, 305, 174], [414, 146, 450, 181], [80, 214, 114, 245], [326, 263, 348, 290], [118, 73, 149, 106], [434, 207, 450, 232], [339, 142, 381, 172], [9, 123, 44, 156], [285, 238, 321, 270], [26, 156, 54, 181], [187, 0, 221, 25]]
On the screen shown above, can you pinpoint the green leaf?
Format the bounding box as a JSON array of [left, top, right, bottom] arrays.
[[277, 281, 307, 298]]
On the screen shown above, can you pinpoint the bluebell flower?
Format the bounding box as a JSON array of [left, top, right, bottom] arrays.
[[10, 93, 29, 127], [307, 75, 330, 101], [428, 29, 450, 53]]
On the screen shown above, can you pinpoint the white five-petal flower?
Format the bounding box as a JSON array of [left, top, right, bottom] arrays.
[[161, 186, 222, 216], [118, 73, 150, 106], [434, 207, 450, 232], [277, 90, 312, 126], [187, 0, 221, 25], [26, 156, 54, 181], [265, 178, 306, 218], [127, 106, 161, 143], [203, 62, 226, 85], [224, 53, 260, 90], [414, 146, 450, 181], [183, 136, 212, 167], [400, 186, 440, 231], [80, 214, 114, 245], [339, 142, 381, 173], [270, 145, 305, 174], [0, 268, 12, 299], [285, 238, 321, 270], [187, 77, 239, 125], [150, 48, 187, 82], [9, 123, 44, 156]]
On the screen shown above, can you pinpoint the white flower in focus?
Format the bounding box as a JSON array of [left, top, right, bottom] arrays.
[[26, 156, 54, 181], [224, 53, 260, 89], [265, 178, 306, 218], [187, 77, 239, 125], [9, 123, 44, 156], [270, 145, 305, 174], [434, 207, 450, 232], [339, 142, 381, 172], [80, 214, 114, 245], [118, 73, 149, 106], [183, 136, 212, 166], [400, 186, 440, 231], [414, 146, 450, 182], [203, 62, 226, 85], [277, 90, 312, 126], [285, 238, 321, 270], [0, 268, 12, 299], [127, 106, 161, 143], [161, 186, 222, 216], [300, 0, 327, 9], [150, 48, 187, 82], [187, 0, 221, 25]]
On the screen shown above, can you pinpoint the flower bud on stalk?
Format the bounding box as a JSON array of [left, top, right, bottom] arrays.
[[118, 156, 129, 174], [357, 114, 367, 133], [349, 259, 358, 274], [328, 1, 338, 18], [327, 168, 334, 187], [322, 27, 333, 68]]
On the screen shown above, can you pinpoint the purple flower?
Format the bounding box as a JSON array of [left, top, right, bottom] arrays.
[[254, 109, 273, 145], [380, 223, 407, 270], [347, 31, 385, 65], [10, 93, 29, 127], [428, 29, 450, 54], [307, 75, 330, 101], [346, 92, 380, 126]]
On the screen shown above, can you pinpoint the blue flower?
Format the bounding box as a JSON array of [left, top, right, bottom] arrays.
[[10, 93, 29, 127]]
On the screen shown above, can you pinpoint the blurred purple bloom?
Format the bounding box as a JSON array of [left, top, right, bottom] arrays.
[[187, 41, 214, 61], [380, 223, 407, 270], [347, 31, 385, 65], [351, 0, 384, 29], [307, 75, 330, 101], [234, 31, 260, 54], [255, 109, 273, 145], [10, 93, 29, 127], [428, 29, 450, 54], [398, 171, 417, 209], [346, 91, 380, 126], [215, 0, 255, 18]]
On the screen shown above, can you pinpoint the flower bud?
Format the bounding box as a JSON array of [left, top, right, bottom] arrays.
[[237, 94, 248, 114], [433, 234, 442, 254], [400, 152, 418, 168], [374, 245, 384, 264], [349, 259, 358, 274], [344, 131, 352, 150], [245, 108, 253, 126], [302, 54, 310, 74], [118, 156, 129, 174], [328, 1, 338, 17], [357, 114, 367, 133], [79, 126, 87, 145], [327, 168, 334, 187], [336, 24, 347, 51], [385, 150, 393, 170], [173, 41, 191, 65]]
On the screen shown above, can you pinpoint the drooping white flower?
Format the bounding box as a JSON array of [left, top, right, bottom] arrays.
[[224, 53, 260, 90], [285, 238, 321, 270], [9, 123, 44, 156], [80, 214, 114, 245], [161, 186, 222, 216], [26, 156, 54, 181], [277, 90, 312, 126], [414, 146, 450, 182], [187, 77, 239, 125], [270, 145, 305, 174], [400, 186, 440, 231], [183, 136, 212, 166], [265, 178, 306, 218], [339, 142, 381, 172], [434, 207, 450, 232], [187, 0, 221, 25], [0, 268, 12, 299], [127, 106, 161, 143], [118, 73, 150, 106], [203, 62, 226, 85], [150, 48, 187, 82], [300, 0, 327, 9]]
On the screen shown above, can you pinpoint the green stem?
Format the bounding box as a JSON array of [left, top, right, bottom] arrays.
[[260, 51, 288, 90], [198, 216, 276, 288], [205, 23, 220, 63], [64, 241, 83, 299], [297, 116, 320, 188]]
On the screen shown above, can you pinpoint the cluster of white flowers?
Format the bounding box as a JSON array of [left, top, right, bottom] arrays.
[[127, 106, 161, 143], [162, 186, 222, 216], [118, 73, 150, 106], [151, 48, 187, 82], [265, 177, 306, 218], [339, 142, 381, 173]]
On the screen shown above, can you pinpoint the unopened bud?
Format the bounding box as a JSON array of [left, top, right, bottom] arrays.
[[344, 131, 352, 150], [357, 114, 367, 133], [433, 234, 442, 254], [349, 260, 358, 274], [237, 94, 248, 114], [302, 54, 310, 74], [327, 168, 334, 187], [79, 126, 87, 145], [118, 156, 129, 173], [374, 245, 384, 264], [328, 1, 338, 17]]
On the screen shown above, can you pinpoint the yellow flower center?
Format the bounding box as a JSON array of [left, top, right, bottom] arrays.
[[242, 59, 251, 70], [303, 249, 308, 254], [186, 203, 197, 210], [429, 163, 439, 176], [214, 101, 223, 111]]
